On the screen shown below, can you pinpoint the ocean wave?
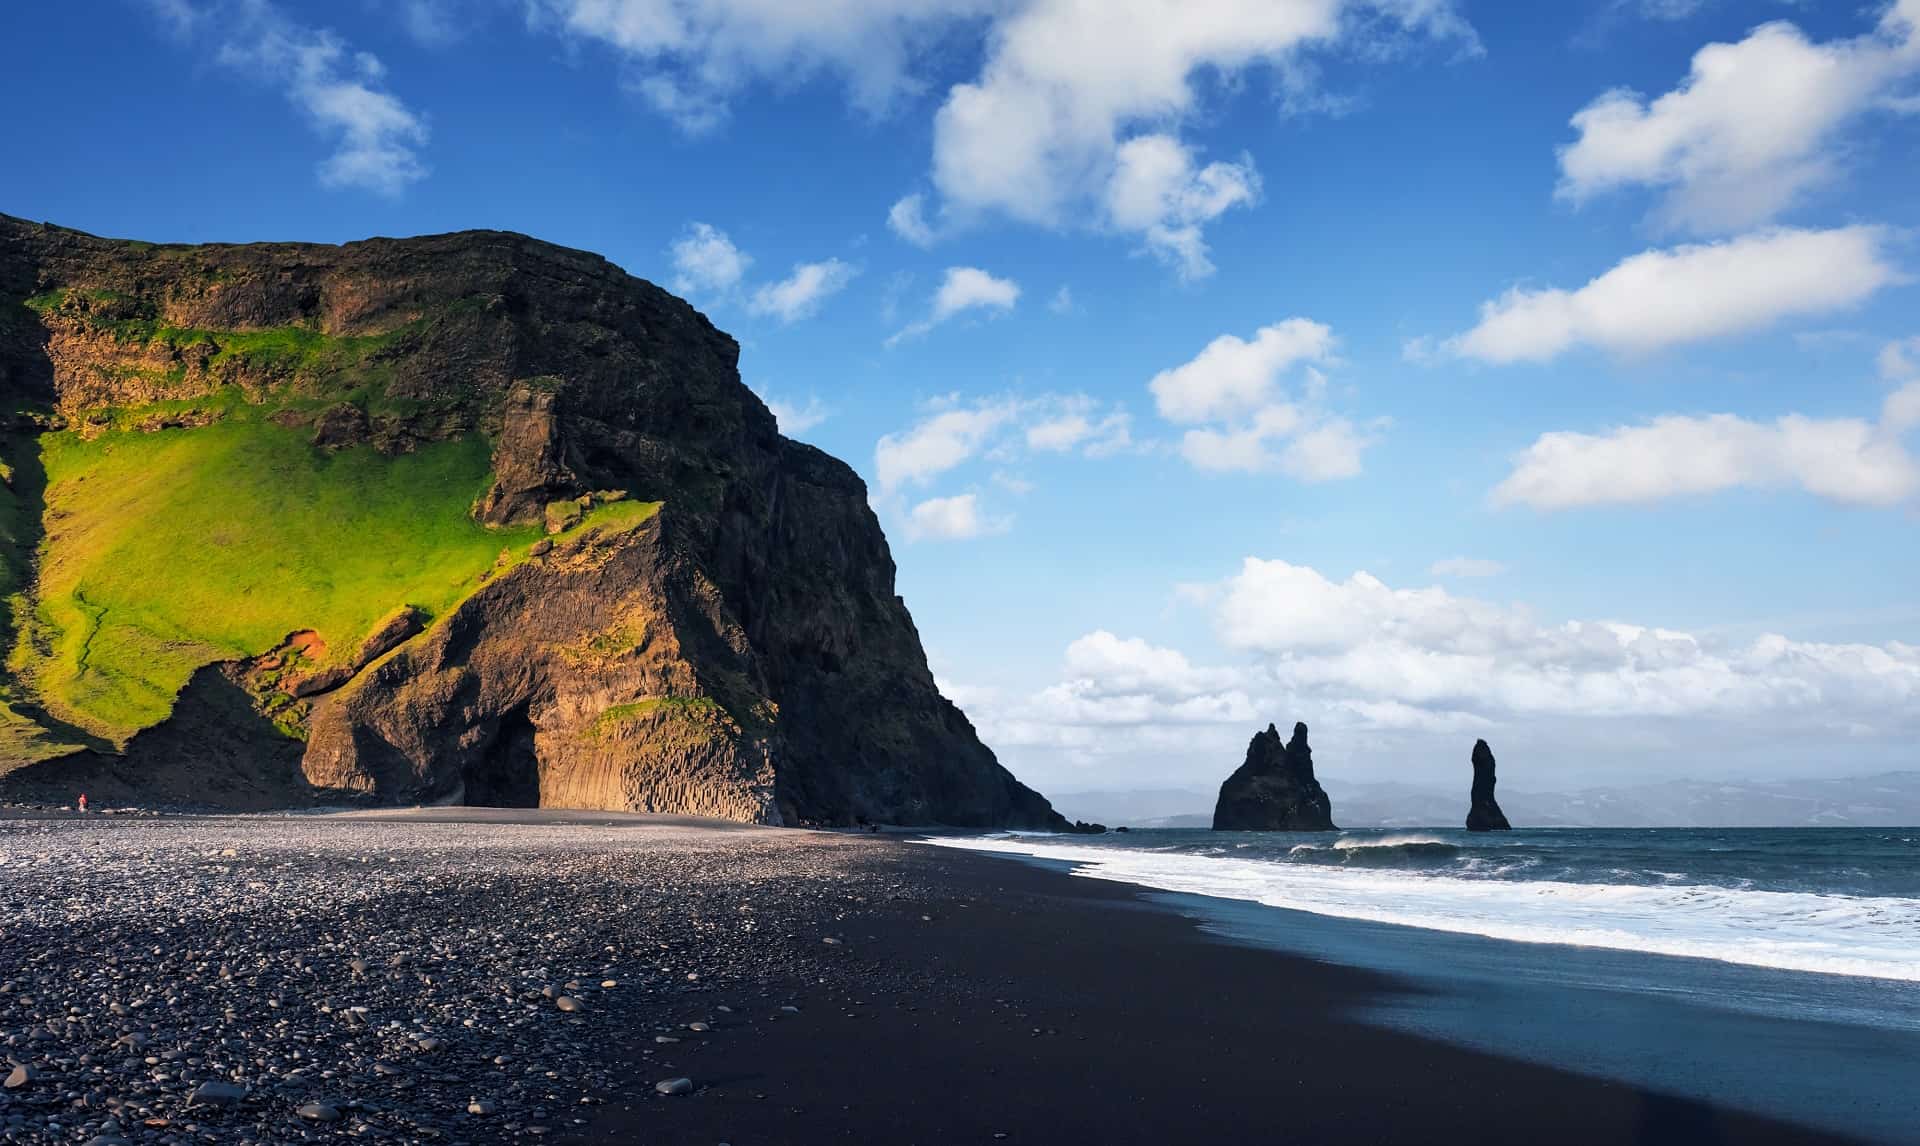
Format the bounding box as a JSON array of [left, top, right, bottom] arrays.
[[927, 837, 1920, 982]]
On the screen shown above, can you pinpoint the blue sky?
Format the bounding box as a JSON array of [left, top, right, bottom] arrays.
[[5, 0, 1918, 795]]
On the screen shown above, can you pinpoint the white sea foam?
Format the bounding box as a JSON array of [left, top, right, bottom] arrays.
[[927, 836, 1920, 982]]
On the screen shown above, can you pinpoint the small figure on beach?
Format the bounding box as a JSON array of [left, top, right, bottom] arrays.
[[1465, 739, 1511, 831], [76, 793, 88, 814]]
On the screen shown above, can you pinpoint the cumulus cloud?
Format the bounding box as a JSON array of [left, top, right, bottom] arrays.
[[1103, 134, 1262, 279], [1443, 226, 1901, 364], [1024, 397, 1134, 457], [906, 493, 1011, 540], [150, 0, 430, 194], [748, 259, 859, 323], [1492, 374, 1920, 511], [1147, 319, 1374, 478], [534, 0, 1473, 273], [926, 0, 1474, 275], [753, 388, 829, 436], [529, 0, 998, 133], [887, 266, 1020, 344], [874, 392, 1132, 494], [668, 222, 752, 295], [665, 225, 853, 320], [1430, 557, 1507, 578], [958, 559, 1920, 777], [887, 193, 940, 246], [874, 398, 1021, 492], [1557, 4, 1920, 232]]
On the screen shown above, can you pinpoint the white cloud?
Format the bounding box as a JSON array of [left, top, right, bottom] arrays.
[[887, 266, 1020, 344], [153, 0, 430, 194], [748, 259, 858, 323], [1025, 399, 1134, 456], [1103, 134, 1261, 279], [529, 0, 1473, 275], [530, 0, 998, 133], [873, 392, 1134, 501], [875, 399, 1020, 492], [668, 222, 752, 295], [956, 561, 1920, 786], [1048, 286, 1075, 314], [1149, 318, 1336, 424], [1882, 337, 1920, 432], [906, 493, 1010, 540], [1430, 557, 1507, 578], [400, 0, 461, 45], [1444, 226, 1901, 365], [1149, 319, 1373, 479], [1493, 396, 1920, 512], [754, 389, 829, 436], [1557, 5, 1920, 232], [887, 193, 939, 246], [927, 0, 1474, 275]]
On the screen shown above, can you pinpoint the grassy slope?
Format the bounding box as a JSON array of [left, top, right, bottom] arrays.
[[14, 413, 537, 745], [6, 402, 666, 754]]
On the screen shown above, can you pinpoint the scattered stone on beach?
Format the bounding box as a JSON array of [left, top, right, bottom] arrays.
[[655, 1077, 695, 1096], [296, 1102, 341, 1122], [469, 1098, 499, 1115], [556, 995, 585, 1012], [1466, 738, 1513, 832], [4, 1063, 36, 1089], [0, 812, 935, 1145], [1212, 721, 1337, 831], [187, 1081, 247, 1107]]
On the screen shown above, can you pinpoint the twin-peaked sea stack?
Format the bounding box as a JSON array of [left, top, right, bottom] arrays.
[[1466, 738, 1512, 831], [1212, 722, 1337, 831], [0, 215, 1069, 829]]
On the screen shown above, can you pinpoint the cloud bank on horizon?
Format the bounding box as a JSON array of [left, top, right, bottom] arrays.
[[97, 0, 1920, 790]]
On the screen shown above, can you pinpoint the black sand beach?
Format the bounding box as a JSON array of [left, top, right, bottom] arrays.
[[573, 837, 1859, 1146], [0, 811, 1869, 1145]]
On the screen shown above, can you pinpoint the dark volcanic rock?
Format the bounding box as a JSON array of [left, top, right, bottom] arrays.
[[1466, 738, 1512, 831], [1212, 722, 1336, 831], [0, 214, 1068, 830]]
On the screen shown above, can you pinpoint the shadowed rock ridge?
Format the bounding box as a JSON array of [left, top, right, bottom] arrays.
[[0, 213, 1067, 829], [1466, 738, 1512, 831], [1212, 721, 1336, 831]]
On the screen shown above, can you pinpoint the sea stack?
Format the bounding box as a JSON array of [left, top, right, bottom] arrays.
[[1212, 722, 1336, 831], [1465, 738, 1512, 831]]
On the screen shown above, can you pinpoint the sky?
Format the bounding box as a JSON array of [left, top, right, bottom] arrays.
[[4, 0, 1919, 797]]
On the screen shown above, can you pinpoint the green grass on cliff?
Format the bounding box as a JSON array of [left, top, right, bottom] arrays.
[[13, 419, 534, 743], [1, 379, 665, 754]]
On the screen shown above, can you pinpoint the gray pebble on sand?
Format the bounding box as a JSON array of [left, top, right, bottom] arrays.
[[655, 1077, 695, 1096], [0, 810, 930, 1144]]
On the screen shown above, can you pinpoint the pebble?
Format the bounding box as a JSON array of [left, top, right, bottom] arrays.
[[555, 996, 584, 1012], [0, 811, 929, 1145], [188, 1080, 248, 1107], [296, 1102, 341, 1122], [3, 1063, 34, 1089], [654, 1077, 695, 1096]]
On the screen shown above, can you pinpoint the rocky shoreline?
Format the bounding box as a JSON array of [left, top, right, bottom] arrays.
[[0, 809, 922, 1145]]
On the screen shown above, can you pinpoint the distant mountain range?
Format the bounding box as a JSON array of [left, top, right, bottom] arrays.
[[1052, 772, 1920, 829]]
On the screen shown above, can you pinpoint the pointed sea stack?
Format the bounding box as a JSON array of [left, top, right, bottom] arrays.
[[1465, 738, 1511, 831], [1212, 722, 1337, 831]]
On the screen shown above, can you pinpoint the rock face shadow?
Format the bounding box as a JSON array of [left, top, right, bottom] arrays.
[[462, 704, 542, 808]]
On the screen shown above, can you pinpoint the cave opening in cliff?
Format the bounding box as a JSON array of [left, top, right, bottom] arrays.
[[463, 706, 542, 808]]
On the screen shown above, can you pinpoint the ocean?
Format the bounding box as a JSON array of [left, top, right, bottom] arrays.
[[931, 827, 1920, 1142]]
